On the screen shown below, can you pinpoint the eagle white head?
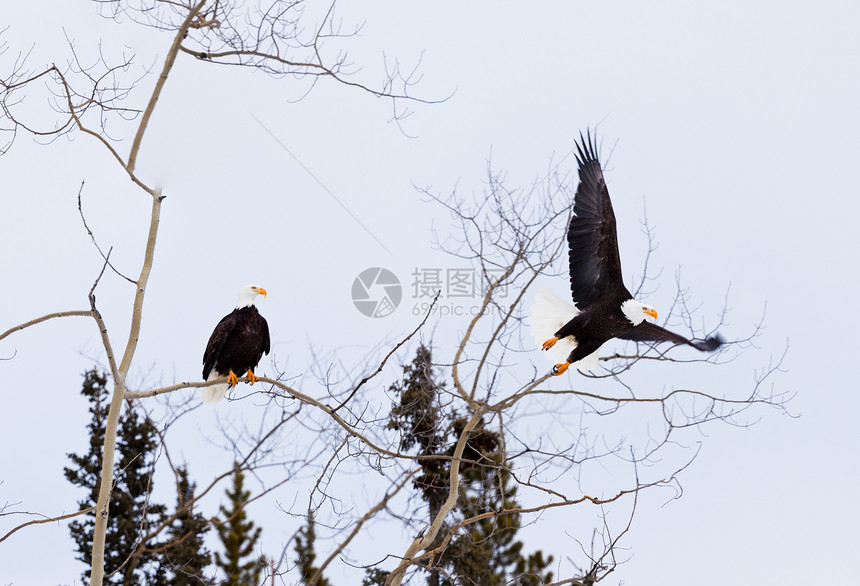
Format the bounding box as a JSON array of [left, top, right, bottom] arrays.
[[621, 299, 658, 325], [236, 284, 268, 308]]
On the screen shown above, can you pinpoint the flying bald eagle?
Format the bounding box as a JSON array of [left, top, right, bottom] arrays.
[[529, 132, 722, 376], [202, 285, 270, 403]]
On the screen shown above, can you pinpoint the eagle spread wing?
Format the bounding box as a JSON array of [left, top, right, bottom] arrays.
[[568, 131, 630, 309]]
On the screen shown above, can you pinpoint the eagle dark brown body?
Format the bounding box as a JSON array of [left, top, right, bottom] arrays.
[[203, 305, 270, 382]]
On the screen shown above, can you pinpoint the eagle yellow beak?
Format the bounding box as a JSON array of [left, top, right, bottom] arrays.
[[255, 287, 268, 298], [645, 308, 658, 320]]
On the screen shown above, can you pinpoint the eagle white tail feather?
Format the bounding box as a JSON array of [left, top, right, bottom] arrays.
[[202, 373, 229, 403], [527, 289, 600, 373], [575, 348, 600, 373]]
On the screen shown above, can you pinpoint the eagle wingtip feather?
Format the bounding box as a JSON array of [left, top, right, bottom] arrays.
[[696, 334, 724, 352]]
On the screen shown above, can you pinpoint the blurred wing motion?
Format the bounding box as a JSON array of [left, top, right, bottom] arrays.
[[619, 321, 724, 352]]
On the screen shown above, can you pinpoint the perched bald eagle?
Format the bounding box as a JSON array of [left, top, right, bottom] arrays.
[[529, 132, 722, 376], [202, 285, 270, 403]]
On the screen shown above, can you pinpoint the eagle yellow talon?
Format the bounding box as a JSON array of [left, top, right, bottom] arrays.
[[227, 370, 239, 387], [542, 337, 559, 351], [246, 369, 260, 385], [552, 362, 570, 376]]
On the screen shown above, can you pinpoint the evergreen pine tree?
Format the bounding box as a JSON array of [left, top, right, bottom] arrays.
[[387, 346, 554, 585], [214, 463, 267, 585], [361, 568, 391, 586], [163, 466, 214, 585], [444, 453, 553, 585], [294, 512, 330, 586], [386, 344, 450, 586], [65, 368, 169, 585]]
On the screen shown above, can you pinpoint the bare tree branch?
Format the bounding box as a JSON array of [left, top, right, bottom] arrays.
[[0, 506, 95, 544], [0, 310, 93, 343]]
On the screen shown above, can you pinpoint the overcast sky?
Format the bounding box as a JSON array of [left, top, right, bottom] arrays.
[[2, 2, 860, 585]]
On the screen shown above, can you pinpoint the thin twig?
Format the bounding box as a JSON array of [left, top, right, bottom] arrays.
[[332, 290, 440, 413], [77, 180, 137, 284]]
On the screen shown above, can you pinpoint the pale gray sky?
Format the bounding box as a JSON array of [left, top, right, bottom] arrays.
[[2, 2, 859, 584]]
